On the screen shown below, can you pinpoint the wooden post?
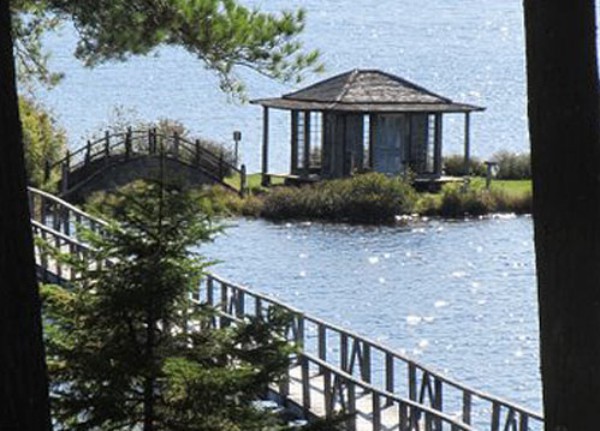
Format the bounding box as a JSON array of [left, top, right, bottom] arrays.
[[240, 164, 247, 197], [255, 297, 262, 318], [61, 151, 70, 195], [318, 325, 327, 374], [220, 283, 228, 328], [104, 131, 110, 159], [368, 114, 376, 170], [219, 150, 225, 179], [347, 381, 357, 431], [324, 369, 333, 418], [261, 106, 270, 186], [194, 139, 200, 166], [462, 391, 472, 425], [85, 140, 91, 165], [408, 362, 417, 401], [301, 356, 311, 411], [148, 129, 154, 154], [340, 333, 349, 372], [296, 314, 305, 349], [385, 352, 394, 406], [303, 111, 311, 177], [463, 112, 471, 176], [291, 110, 299, 174], [125, 127, 132, 159], [434, 114, 443, 176], [372, 392, 381, 430], [173, 132, 180, 159], [362, 343, 371, 384]]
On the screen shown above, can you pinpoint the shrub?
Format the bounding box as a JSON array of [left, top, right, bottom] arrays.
[[437, 184, 494, 218], [491, 151, 531, 179], [434, 182, 532, 218], [443, 154, 486, 177], [261, 173, 417, 224], [489, 188, 533, 214]]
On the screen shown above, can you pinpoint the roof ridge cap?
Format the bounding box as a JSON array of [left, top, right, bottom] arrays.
[[332, 68, 360, 104]]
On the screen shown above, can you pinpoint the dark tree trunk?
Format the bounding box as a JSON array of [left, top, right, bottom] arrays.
[[0, 2, 52, 429], [524, 1, 600, 429]]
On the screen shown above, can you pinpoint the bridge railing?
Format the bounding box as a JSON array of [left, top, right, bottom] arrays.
[[293, 353, 474, 431], [29, 186, 107, 237], [29, 187, 543, 430], [47, 129, 247, 195], [202, 273, 544, 431]]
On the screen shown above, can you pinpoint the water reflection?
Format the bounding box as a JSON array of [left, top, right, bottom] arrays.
[[200, 216, 541, 411]]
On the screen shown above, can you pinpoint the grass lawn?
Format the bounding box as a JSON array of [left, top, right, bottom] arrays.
[[470, 177, 532, 196], [224, 172, 285, 191]]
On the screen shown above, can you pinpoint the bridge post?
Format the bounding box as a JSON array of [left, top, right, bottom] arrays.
[[148, 129, 154, 154], [219, 150, 225, 179], [194, 140, 201, 166], [240, 164, 247, 197], [173, 132, 179, 159], [125, 127, 132, 159], [61, 151, 70, 195], [104, 131, 110, 160], [85, 140, 91, 165]]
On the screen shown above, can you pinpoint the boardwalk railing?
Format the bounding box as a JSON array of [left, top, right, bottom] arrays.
[[202, 274, 544, 431], [28, 187, 543, 430], [47, 128, 247, 196]]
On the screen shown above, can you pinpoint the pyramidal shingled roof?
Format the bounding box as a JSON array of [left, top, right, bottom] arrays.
[[284, 69, 451, 105], [252, 69, 484, 113]]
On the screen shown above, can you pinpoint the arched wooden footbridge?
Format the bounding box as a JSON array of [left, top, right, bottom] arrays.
[[29, 187, 544, 430], [46, 129, 247, 202]]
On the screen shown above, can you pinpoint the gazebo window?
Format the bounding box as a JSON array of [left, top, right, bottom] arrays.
[[363, 115, 371, 171], [426, 115, 436, 173], [309, 112, 322, 168], [297, 113, 306, 169]]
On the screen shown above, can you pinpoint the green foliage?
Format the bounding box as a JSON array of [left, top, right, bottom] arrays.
[[261, 173, 418, 224], [491, 150, 531, 179], [43, 180, 294, 430], [443, 152, 532, 180], [11, 0, 64, 89], [436, 183, 495, 218], [13, 0, 322, 97], [421, 182, 532, 218], [19, 96, 66, 188], [442, 154, 486, 176]]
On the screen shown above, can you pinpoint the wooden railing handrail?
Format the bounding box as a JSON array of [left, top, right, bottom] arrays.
[[49, 129, 242, 175], [28, 186, 108, 228], [205, 273, 544, 428], [299, 352, 476, 431], [47, 129, 246, 196], [29, 188, 544, 430]]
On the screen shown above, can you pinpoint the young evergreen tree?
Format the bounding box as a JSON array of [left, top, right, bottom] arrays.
[[43, 180, 295, 431]]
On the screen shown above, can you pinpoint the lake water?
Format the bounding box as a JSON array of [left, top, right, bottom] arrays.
[[40, 0, 529, 174], [37, 0, 544, 414], [201, 215, 542, 412]]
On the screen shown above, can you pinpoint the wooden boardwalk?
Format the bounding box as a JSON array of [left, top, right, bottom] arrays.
[[29, 187, 544, 431]]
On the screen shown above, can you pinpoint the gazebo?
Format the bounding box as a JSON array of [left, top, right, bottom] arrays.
[[251, 69, 485, 186]]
